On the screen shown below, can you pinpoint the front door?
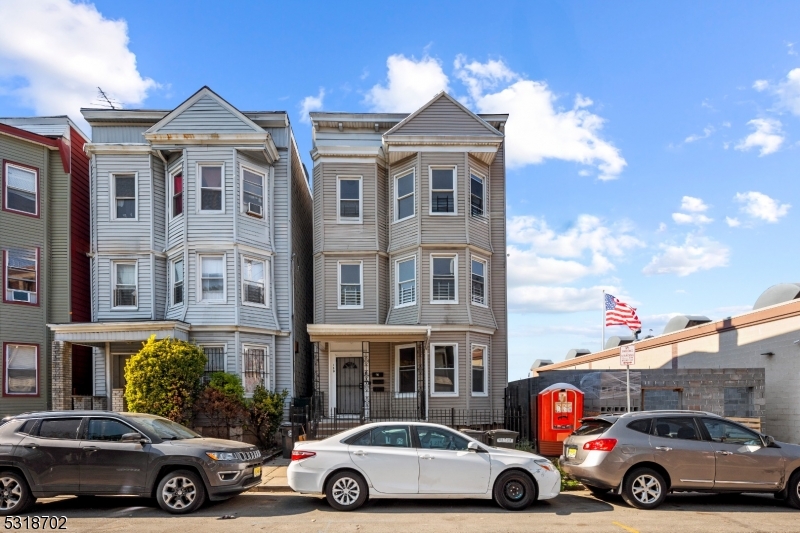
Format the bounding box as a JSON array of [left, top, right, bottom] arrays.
[[699, 418, 784, 491], [79, 417, 150, 494], [335, 357, 363, 415], [18, 417, 83, 493], [649, 417, 715, 489], [348, 425, 419, 494], [414, 426, 491, 494]]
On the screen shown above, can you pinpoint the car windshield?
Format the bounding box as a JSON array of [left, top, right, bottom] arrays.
[[573, 419, 614, 436], [123, 414, 200, 440]]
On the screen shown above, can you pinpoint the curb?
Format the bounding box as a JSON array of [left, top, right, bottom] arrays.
[[248, 485, 294, 493]]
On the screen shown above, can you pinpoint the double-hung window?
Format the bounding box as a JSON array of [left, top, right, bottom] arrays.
[[338, 262, 362, 308], [471, 345, 487, 396], [113, 262, 137, 308], [172, 259, 184, 306], [4, 162, 38, 216], [199, 165, 223, 212], [338, 176, 361, 222], [4, 344, 38, 396], [242, 257, 267, 306], [432, 344, 457, 395], [470, 172, 485, 217], [242, 167, 265, 217], [113, 174, 136, 219], [395, 170, 414, 221], [243, 345, 269, 394], [431, 255, 457, 303], [396, 345, 416, 396], [471, 258, 486, 305], [4, 248, 37, 304], [396, 257, 416, 307], [200, 255, 224, 301], [430, 167, 455, 214], [171, 171, 183, 217]]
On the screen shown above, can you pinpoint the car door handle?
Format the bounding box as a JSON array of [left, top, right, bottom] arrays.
[[420, 454, 434, 460], [716, 451, 733, 456], [655, 446, 672, 451], [352, 450, 367, 457], [82, 446, 100, 452], [22, 444, 37, 449]]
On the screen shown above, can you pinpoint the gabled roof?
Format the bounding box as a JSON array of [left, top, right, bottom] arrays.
[[146, 86, 263, 134], [384, 92, 502, 137]]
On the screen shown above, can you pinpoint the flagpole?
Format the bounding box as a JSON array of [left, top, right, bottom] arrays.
[[602, 289, 606, 351]]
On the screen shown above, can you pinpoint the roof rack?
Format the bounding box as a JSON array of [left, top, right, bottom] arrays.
[[618, 409, 716, 417]]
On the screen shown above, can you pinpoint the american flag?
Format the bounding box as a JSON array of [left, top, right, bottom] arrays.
[[605, 293, 642, 331]]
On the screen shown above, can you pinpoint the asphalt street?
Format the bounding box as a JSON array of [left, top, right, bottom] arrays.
[[8, 490, 800, 533]]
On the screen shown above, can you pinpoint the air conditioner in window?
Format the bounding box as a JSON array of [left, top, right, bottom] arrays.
[[246, 203, 263, 217], [10, 290, 31, 302]]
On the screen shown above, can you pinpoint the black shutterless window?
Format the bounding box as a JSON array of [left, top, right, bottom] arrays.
[[86, 419, 135, 442], [37, 418, 82, 439], [627, 419, 652, 434], [652, 418, 699, 440]]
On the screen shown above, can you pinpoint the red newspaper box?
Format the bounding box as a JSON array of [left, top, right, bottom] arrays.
[[537, 383, 584, 457]]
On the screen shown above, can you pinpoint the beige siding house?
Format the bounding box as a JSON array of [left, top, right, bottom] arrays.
[[308, 93, 508, 426]]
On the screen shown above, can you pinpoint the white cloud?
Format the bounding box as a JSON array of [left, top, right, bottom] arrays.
[[508, 285, 619, 313], [735, 118, 784, 156], [299, 88, 325, 124], [734, 191, 790, 223], [725, 216, 741, 227], [0, 0, 155, 128], [657, 222, 667, 232], [507, 215, 643, 258], [364, 54, 449, 112], [772, 68, 800, 115], [454, 57, 626, 180], [753, 79, 769, 92], [684, 126, 714, 143], [643, 234, 730, 277], [672, 212, 713, 225], [679, 196, 709, 213], [507, 245, 613, 286]]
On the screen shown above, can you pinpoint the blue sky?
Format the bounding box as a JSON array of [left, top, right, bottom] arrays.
[[1, 1, 799, 381]]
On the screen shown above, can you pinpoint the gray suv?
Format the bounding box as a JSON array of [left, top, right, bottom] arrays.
[[0, 411, 262, 515], [559, 410, 800, 510]]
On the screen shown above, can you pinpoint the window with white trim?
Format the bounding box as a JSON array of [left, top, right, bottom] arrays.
[[172, 259, 184, 306], [4, 344, 38, 395], [200, 255, 224, 301], [4, 162, 38, 215], [430, 167, 455, 214], [471, 345, 487, 396], [432, 344, 457, 395], [431, 255, 456, 303], [242, 256, 267, 306], [243, 345, 269, 394], [113, 262, 137, 308], [338, 262, 362, 308], [201, 345, 225, 384], [396, 256, 416, 307], [113, 174, 136, 219], [171, 171, 183, 217], [5, 248, 37, 304], [471, 258, 486, 305], [395, 170, 414, 221], [242, 167, 265, 217], [199, 165, 223, 212], [396, 345, 416, 395], [338, 176, 361, 222], [470, 172, 485, 217]]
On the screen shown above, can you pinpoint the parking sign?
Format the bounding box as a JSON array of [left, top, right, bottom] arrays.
[[620, 344, 635, 366]]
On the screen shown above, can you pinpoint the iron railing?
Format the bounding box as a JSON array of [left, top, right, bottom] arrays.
[[202, 347, 225, 384]]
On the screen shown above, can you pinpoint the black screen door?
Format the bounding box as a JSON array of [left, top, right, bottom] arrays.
[[336, 357, 363, 415]]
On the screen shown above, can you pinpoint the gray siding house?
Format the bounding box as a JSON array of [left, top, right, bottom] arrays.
[[307, 93, 508, 426], [48, 87, 313, 411]]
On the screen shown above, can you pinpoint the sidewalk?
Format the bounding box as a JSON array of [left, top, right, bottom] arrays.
[[249, 456, 292, 492]]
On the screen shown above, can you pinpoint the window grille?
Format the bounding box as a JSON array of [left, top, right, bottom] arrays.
[[243, 347, 268, 394]]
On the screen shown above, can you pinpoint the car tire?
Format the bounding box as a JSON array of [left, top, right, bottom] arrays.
[[325, 471, 368, 511], [156, 470, 206, 514], [493, 470, 537, 511], [585, 484, 610, 497], [0, 471, 34, 516], [622, 467, 667, 510], [787, 471, 800, 510]]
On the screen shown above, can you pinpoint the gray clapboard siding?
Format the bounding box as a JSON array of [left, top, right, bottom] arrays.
[[153, 256, 167, 320], [91, 126, 148, 144], [388, 96, 499, 137], [419, 249, 470, 325], [489, 145, 507, 408], [427, 331, 467, 411], [420, 152, 467, 244], [272, 152, 290, 331], [378, 256, 389, 324], [314, 255, 324, 323], [95, 256, 152, 321], [312, 165, 323, 254], [322, 162, 377, 251], [185, 146, 234, 240], [263, 127, 288, 149], [94, 153, 152, 250], [152, 155, 166, 251], [377, 164, 388, 252], [314, 130, 382, 149], [323, 254, 378, 324], [158, 95, 256, 133]]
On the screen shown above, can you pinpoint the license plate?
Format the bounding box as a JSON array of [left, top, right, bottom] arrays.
[[567, 447, 577, 459], [254, 466, 262, 477]]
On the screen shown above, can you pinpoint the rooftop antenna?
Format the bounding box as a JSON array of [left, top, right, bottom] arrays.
[[92, 87, 120, 110]]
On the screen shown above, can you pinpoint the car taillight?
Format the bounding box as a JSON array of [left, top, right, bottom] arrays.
[[291, 450, 317, 461], [583, 438, 617, 452]]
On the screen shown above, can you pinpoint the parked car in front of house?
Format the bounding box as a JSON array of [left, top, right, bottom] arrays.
[[559, 410, 800, 510], [0, 411, 262, 515], [287, 421, 560, 511]]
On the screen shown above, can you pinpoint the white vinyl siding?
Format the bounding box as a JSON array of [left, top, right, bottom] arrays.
[[394, 169, 415, 222], [198, 164, 224, 213], [111, 173, 137, 220], [337, 176, 362, 223], [429, 166, 456, 215], [242, 256, 268, 307], [471, 344, 487, 396], [431, 254, 457, 304], [471, 257, 487, 306], [4, 344, 38, 396], [112, 261, 137, 308], [4, 162, 38, 216], [4, 247, 37, 304], [395, 255, 416, 307], [338, 261, 363, 309], [199, 255, 225, 302], [431, 343, 458, 396]]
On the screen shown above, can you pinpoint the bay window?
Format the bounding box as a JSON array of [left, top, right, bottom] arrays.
[[199, 165, 223, 212], [430, 167, 455, 214], [431, 255, 457, 303]]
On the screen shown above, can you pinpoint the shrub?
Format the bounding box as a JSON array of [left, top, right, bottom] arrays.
[[207, 371, 245, 399], [247, 386, 288, 449], [124, 336, 206, 423], [194, 372, 247, 439]]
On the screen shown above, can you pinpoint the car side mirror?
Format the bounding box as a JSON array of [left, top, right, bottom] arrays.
[[763, 435, 778, 448], [468, 441, 482, 452], [121, 432, 147, 444]]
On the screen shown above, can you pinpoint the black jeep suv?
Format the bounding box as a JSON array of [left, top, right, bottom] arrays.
[[0, 411, 262, 515]]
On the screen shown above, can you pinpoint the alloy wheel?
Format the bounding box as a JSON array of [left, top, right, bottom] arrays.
[[0, 477, 22, 512], [161, 476, 197, 510], [631, 474, 661, 504], [331, 476, 360, 506], [504, 480, 526, 501]]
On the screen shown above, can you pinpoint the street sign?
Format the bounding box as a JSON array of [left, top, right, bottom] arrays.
[[620, 344, 635, 366]]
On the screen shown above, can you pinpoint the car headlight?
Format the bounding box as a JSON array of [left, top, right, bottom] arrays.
[[534, 458, 555, 472], [206, 451, 238, 461]]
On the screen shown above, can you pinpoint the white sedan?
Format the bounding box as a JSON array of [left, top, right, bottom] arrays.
[[287, 422, 560, 511]]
